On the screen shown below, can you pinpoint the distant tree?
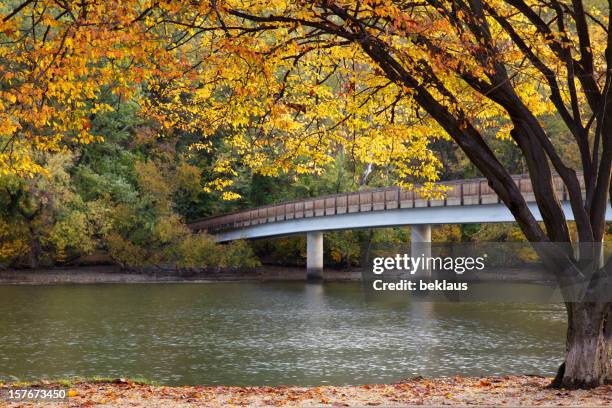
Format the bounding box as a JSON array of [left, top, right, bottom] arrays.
[[0, 153, 103, 267]]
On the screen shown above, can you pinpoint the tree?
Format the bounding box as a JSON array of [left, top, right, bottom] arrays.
[[172, 0, 610, 389], [0, 152, 104, 267], [0, 0, 610, 388]]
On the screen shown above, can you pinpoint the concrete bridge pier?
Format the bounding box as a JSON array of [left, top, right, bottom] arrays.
[[574, 237, 605, 269], [306, 231, 324, 281], [411, 225, 432, 278]]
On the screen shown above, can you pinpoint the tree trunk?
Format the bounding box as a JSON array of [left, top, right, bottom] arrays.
[[607, 304, 612, 357], [28, 238, 41, 269], [553, 302, 612, 388]]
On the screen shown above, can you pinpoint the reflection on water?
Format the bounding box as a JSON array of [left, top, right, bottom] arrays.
[[0, 282, 566, 386]]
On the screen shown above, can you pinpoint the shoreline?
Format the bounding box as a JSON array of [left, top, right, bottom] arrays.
[[2, 376, 611, 407], [0, 264, 555, 285], [0, 265, 362, 285]]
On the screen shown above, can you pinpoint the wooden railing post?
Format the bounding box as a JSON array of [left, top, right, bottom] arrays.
[[397, 187, 400, 209], [370, 190, 374, 212]]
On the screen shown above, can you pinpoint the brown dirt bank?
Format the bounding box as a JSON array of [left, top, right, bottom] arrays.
[[0, 265, 360, 284], [2, 376, 611, 407]]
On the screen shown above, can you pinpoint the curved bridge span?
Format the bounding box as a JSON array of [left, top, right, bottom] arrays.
[[190, 173, 608, 241], [189, 173, 611, 280]]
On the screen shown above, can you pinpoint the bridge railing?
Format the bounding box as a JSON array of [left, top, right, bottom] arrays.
[[190, 173, 583, 234]]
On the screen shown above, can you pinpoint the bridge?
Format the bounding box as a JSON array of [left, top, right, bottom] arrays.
[[190, 173, 612, 280]]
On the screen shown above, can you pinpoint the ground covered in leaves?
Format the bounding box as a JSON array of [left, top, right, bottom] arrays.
[[3, 376, 612, 407]]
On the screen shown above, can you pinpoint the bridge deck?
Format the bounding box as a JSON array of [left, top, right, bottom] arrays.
[[190, 173, 583, 237]]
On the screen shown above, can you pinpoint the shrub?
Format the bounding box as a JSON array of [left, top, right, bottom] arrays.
[[219, 240, 261, 270]]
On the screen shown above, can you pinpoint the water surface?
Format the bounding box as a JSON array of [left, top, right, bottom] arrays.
[[0, 282, 566, 386]]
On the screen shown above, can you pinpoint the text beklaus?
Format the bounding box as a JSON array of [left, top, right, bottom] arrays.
[[372, 279, 468, 291]]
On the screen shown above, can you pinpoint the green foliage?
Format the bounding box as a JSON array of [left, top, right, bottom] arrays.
[[252, 237, 305, 266], [0, 219, 28, 266], [0, 152, 102, 267], [0, 95, 259, 272], [105, 233, 148, 269], [219, 241, 261, 270], [326, 231, 363, 267], [467, 223, 528, 242]]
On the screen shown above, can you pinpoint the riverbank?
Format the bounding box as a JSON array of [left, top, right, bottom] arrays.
[[2, 376, 611, 407], [0, 264, 552, 285], [0, 265, 360, 284]]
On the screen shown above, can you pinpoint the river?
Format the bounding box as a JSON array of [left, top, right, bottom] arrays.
[[0, 282, 566, 386]]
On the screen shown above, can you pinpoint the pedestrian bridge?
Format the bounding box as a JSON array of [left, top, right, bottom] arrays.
[[189, 173, 611, 279]]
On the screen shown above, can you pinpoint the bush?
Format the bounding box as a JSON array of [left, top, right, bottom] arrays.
[[105, 232, 149, 269], [174, 233, 221, 269], [106, 220, 259, 272], [219, 240, 261, 270], [0, 220, 29, 268]]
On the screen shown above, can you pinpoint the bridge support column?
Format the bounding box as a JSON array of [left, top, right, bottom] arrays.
[[574, 237, 605, 269], [306, 231, 324, 281], [411, 225, 431, 278]]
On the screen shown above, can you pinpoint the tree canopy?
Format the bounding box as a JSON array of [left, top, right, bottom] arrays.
[[1, 0, 609, 245]]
